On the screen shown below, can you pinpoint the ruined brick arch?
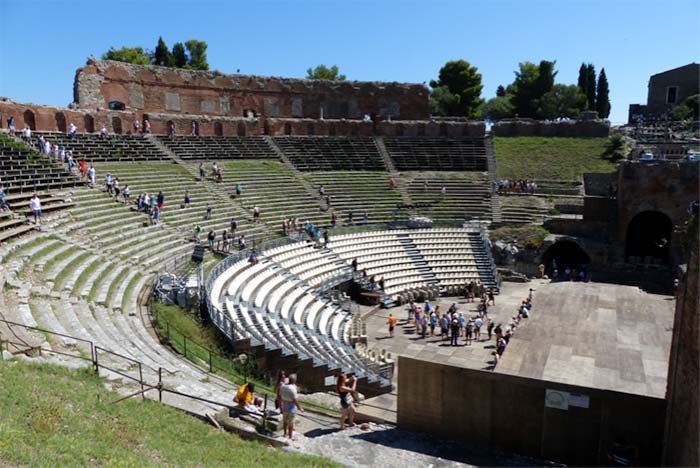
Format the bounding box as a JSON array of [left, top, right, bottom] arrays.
[[284, 122, 292, 135], [23, 110, 36, 130], [625, 210, 673, 263], [111, 116, 122, 134], [237, 122, 246, 137], [307, 122, 315, 135], [263, 121, 270, 136], [214, 122, 223, 136], [541, 240, 591, 276], [55, 112, 66, 132], [84, 114, 95, 133]]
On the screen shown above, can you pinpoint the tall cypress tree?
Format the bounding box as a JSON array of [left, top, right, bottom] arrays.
[[577, 63, 588, 94], [171, 42, 187, 68], [154, 37, 171, 66], [596, 68, 611, 118], [586, 64, 597, 111]]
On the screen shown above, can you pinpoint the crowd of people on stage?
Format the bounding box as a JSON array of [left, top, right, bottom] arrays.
[[387, 285, 536, 367]]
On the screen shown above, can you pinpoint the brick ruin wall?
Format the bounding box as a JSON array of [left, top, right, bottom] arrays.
[[662, 217, 699, 467], [0, 98, 484, 138], [493, 118, 610, 137], [74, 60, 430, 121]]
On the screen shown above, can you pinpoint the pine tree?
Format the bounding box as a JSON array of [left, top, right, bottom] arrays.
[[596, 68, 611, 118], [586, 64, 597, 111], [154, 37, 171, 66], [496, 85, 506, 97]]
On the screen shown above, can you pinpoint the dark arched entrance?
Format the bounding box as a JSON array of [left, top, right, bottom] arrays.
[[284, 122, 292, 135], [214, 122, 223, 136], [84, 114, 95, 133], [542, 240, 591, 276], [307, 122, 315, 135], [23, 110, 36, 130], [112, 117, 122, 134], [237, 122, 246, 136], [55, 112, 66, 132], [626, 211, 673, 263]]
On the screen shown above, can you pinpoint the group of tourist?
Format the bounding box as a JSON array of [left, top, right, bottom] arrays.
[[493, 178, 537, 194], [233, 371, 305, 440], [492, 287, 535, 365], [545, 259, 589, 282]]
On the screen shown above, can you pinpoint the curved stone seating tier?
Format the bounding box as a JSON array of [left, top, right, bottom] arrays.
[[157, 136, 277, 160], [405, 172, 492, 221], [0, 140, 80, 195], [384, 137, 489, 171], [214, 160, 327, 233], [306, 171, 403, 225], [92, 162, 265, 241], [210, 239, 382, 382], [0, 195, 237, 414], [273, 137, 385, 171], [35, 132, 170, 162]]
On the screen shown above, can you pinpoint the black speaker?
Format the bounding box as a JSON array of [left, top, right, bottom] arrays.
[[192, 245, 206, 263]]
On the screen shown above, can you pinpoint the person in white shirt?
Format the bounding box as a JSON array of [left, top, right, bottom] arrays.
[[30, 194, 42, 224], [68, 122, 77, 140], [100, 125, 107, 138]]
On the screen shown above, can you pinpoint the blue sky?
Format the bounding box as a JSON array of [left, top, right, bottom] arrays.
[[1, 0, 698, 124]]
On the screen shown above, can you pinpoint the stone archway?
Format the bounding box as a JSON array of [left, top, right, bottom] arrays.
[[55, 112, 67, 132], [112, 117, 123, 134], [23, 110, 36, 130], [84, 114, 95, 133], [541, 240, 591, 276], [626, 211, 673, 263]]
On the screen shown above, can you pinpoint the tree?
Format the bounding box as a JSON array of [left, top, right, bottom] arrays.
[[585, 63, 597, 111], [533, 60, 557, 99], [101, 46, 151, 65], [480, 96, 515, 121], [430, 86, 457, 116], [577, 63, 588, 96], [510, 61, 541, 118], [429, 60, 484, 118], [536, 84, 587, 119], [306, 65, 346, 81], [185, 40, 208, 70], [154, 37, 172, 66], [171, 42, 187, 68], [671, 94, 700, 121], [496, 85, 506, 97], [596, 68, 611, 118]]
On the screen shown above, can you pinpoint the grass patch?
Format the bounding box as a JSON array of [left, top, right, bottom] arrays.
[[53, 251, 92, 289], [28, 240, 64, 263], [489, 224, 549, 250], [151, 302, 338, 415], [120, 272, 143, 311], [0, 360, 335, 466], [493, 137, 616, 180], [1, 236, 53, 264], [105, 268, 130, 306], [42, 247, 79, 277], [71, 258, 101, 296]]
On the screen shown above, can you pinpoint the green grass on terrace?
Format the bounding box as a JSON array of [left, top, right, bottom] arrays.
[[0, 360, 335, 467], [493, 137, 616, 181], [489, 224, 550, 250]]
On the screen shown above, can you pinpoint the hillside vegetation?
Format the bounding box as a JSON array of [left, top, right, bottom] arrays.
[[494, 137, 616, 180], [0, 360, 335, 467]]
